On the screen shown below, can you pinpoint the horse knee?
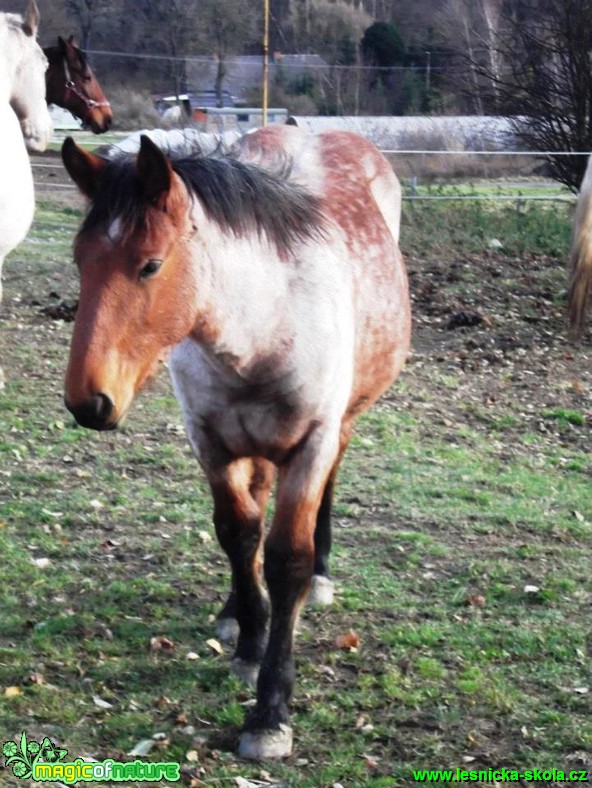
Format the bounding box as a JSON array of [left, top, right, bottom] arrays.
[[264, 538, 314, 603]]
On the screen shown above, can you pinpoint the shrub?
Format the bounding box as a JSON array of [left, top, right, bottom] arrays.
[[108, 87, 165, 131]]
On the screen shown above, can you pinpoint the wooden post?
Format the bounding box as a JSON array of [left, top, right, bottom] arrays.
[[262, 0, 270, 126]]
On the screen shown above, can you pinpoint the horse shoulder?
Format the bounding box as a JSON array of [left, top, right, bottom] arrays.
[[0, 106, 35, 256]]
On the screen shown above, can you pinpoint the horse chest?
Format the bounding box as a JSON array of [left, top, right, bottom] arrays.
[[0, 107, 35, 258], [169, 341, 339, 464]]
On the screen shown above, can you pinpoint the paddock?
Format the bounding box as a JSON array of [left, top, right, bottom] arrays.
[[0, 154, 590, 784]]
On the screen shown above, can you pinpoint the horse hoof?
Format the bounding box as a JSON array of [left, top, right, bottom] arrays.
[[216, 617, 239, 644], [231, 658, 259, 687], [307, 575, 334, 606], [238, 724, 293, 759]]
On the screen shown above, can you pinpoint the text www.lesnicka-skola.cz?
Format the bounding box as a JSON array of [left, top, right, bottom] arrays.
[[413, 767, 589, 782]]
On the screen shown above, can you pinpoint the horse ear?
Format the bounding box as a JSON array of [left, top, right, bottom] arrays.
[[137, 135, 172, 208], [62, 137, 107, 199], [60, 36, 82, 68], [22, 0, 40, 37]]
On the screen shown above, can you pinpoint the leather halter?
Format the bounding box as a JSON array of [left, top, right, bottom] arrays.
[[62, 56, 111, 122]]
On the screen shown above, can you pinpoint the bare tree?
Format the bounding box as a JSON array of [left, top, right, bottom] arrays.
[[315, 0, 370, 113], [270, 0, 291, 51], [198, 0, 258, 107], [471, 0, 592, 190], [440, 0, 502, 114], [125, 0, 202, 99], [482, 0, 504, 107], [64, 0, 113, 50], [34, 0, 71, 42]]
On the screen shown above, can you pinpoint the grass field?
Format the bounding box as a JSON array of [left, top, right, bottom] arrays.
[[0, 187, 590, 786]]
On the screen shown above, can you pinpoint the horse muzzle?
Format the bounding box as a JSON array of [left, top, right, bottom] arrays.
[[83, 102, 113, 134], [65, 392, 117, 431], [85, 111, 112, 134], [21, 114, 53, 152]]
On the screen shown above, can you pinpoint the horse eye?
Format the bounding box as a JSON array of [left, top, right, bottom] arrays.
[[139, 259, 162, 279]]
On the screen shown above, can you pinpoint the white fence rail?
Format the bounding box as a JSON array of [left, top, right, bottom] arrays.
[[31, 142, 582, 202]]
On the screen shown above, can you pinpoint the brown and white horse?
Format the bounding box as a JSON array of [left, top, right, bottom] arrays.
[[61, 125, 411, 758], [44, 36, 111, 133]]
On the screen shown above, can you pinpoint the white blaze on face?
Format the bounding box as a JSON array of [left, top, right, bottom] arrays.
[[106, 216, 123, 245]]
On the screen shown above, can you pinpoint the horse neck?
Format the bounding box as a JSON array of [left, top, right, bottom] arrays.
[[0, 23, 17, 104], [43, 47, 64, 105], [187, 211, 291, 352], [0, 69, 10, 105], [0, 102, 35, 263], [0, 100, 29, 163]]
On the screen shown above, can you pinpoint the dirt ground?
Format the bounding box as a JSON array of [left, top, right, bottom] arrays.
[[402, 249, 592, 458], [2, 188, 592, 784]]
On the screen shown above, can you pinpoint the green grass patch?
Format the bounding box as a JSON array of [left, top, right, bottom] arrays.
[[0, 185, 590, 785], [542, 407, 586, 427], [401, 190, 572, 258]]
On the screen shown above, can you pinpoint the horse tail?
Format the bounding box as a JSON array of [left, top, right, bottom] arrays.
[[568, 157, 592, 339]]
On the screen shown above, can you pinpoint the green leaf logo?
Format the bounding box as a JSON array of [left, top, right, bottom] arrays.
[[2, 732, 68, 780], [3, 733, 34, 779]]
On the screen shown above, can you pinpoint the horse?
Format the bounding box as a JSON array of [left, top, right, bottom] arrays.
[[101, 127, 241, 160], [44, 35, 111, 133], [0, 0, 52, 389], [60, 124, 411, 758], [568, 155, 592, 339]]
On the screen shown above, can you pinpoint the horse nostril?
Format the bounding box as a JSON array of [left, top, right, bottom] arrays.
[[66, 393, 115, 431], [96, 116, 112, 133]]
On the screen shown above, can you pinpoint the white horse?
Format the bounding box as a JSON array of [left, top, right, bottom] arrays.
[[0, 0, 52, 388]]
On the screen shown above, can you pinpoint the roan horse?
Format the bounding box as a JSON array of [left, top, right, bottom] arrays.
[[44, 35, 112, 133], [0, 0, 52, 388], [61, 125, 411, 758]]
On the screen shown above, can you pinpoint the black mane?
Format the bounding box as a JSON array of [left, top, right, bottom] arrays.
[[80, 145, 325, 255], [72, 44, 89, 71]]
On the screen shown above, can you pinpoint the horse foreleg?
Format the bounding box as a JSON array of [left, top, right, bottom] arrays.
[[308, 422, 352, 607], [239, 427, 340, 759], [308, 469, 337, 606], [210, 458, 273, 685], [215, 458, 275, 644]]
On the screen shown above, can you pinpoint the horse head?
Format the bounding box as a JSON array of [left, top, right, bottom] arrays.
[[45, 36, 112, 133], [61, 135, 197, 430], [6, 0, 52, 152]]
